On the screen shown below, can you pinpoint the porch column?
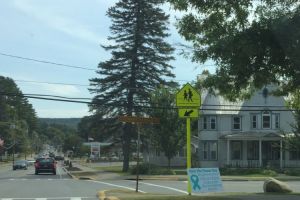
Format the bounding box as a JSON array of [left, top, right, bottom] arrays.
[[259, 139, 262, 167], [227, 140, 230, 165], [280, 139, 283, 169]]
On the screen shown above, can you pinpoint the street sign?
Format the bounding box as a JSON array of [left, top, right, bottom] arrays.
[[118, 116, 160, 124], [187, 168, 223, 193], [179, 108, 198, 118], [176, 83, 201, 107]]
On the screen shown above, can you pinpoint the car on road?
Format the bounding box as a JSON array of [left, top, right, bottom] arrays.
[[34, 158, 57, 175], [26, 159, 35, 166], [13, 160, 28, 170], [54, 155, 64, 161]]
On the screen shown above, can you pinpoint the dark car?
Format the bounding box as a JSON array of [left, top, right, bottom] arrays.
[[34, 158, 57, 175], [13, 160, 28, 170], [54, 155, 64, 161]]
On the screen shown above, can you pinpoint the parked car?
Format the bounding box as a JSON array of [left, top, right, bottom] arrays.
[[13, 160, 28, 170], [54, 155, 64, 161], [26, 159, 35, 166], [34, 157, 56, 175]]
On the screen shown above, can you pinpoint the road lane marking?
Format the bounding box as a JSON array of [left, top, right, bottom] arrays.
[[137, 181, 188, 194], [88, 180, 146, 193], [1, 197, 92, 200], [57, 165, 62, 179]]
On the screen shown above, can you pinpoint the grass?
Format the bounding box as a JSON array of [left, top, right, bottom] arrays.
[[92, 165, 130, 175]]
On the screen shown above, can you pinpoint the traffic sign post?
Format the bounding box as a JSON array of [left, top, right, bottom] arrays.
[[176, 83, 201, 195], [118, 116, 160, 193]]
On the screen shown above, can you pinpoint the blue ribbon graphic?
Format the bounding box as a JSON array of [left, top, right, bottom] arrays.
[[190, 175, 201, 191]]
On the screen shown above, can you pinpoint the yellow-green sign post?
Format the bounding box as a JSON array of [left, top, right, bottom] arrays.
[[176, 83, 201, 195]]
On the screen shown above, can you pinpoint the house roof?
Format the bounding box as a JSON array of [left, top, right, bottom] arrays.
[[219, 131, 284, 140], [200, 86, 289, 115]]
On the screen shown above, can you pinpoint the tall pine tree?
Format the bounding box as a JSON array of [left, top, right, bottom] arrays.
[[90, 0, 175, 172]]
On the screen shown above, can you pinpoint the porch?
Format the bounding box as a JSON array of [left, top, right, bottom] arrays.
[[222, 132, 284, 168]]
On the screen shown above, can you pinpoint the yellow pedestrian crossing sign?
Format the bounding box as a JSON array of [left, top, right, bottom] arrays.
[[176, 83, 201, 107]]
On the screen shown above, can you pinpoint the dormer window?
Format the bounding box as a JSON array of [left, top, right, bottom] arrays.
[[262, 111, 271, 129]]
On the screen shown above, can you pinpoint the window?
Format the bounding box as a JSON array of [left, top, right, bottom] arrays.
[[247, 141, 259, 160], [231, 141, 242, 160], [290, 150, 300, 160], [251, 114, 258, 129], [275, 114, 280, 129], [202, 141, 218, 160], [232, 116, 241, 130], [262, 111, 271, 129], [203, 117, 207, 129], [202, 116, 217, 130]]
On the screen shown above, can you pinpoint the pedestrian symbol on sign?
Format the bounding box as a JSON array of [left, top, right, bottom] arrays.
[[183, 89, 193, 102]]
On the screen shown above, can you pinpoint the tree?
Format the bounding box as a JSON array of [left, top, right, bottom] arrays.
[[0, 76, 39, 155], [147, 86, 184, 168], [90, 0, 175, 172], [169, 0, 300, 100], [284, 90, 300, 151]]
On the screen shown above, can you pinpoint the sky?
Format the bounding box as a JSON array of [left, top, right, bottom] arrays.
[[0, 0, 215, 118]]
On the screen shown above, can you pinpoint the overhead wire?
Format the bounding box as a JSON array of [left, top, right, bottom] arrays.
[[0, 52, 96, 71], [0, 92, 296, 112]]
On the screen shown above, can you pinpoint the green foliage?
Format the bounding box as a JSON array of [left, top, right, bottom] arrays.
[[89, 0, 175, 172], [130, 163, 175, 175], [169, 0, 300, 99], [146, 86, 185, 168], [219, 168, 277, 177], [39, 118, 81, 129], [0, 76, 39, 154], [284, 169, 300, 176]]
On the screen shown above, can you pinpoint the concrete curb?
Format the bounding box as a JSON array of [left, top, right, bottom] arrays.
[[122, 175, 300, 182], [62, 167, 77, 180]]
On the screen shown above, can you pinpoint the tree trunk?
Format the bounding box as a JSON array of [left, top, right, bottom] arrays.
[[122, 123, 132, 172]]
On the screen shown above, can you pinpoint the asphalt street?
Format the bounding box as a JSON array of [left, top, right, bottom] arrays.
[[2, 162, 300, 200]]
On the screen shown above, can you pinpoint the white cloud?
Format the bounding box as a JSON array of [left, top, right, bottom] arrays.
[[41, 84, 81, 96], [12, 0, 109, 44]]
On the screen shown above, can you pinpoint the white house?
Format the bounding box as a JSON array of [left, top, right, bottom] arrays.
[[198, 85, 300, 168]]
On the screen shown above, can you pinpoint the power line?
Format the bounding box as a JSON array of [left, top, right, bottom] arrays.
[[0, 92, 296, 112], [2, 52, 194, 83], [0, 52, 96, 71], [14, 79, 90, 87]]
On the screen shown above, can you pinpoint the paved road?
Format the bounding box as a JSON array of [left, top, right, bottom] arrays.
[[2, 162, 300, 200]]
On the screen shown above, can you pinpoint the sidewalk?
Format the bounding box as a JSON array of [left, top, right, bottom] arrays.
[[64, 161, 300, 182]]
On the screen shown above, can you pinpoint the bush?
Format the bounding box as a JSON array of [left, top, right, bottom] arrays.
[[130, 163, 175, 175], [284, 169, 300, 176], [220, 168, 277, 176]]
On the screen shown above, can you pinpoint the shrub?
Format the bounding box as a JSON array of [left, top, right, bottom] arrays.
[[220, 168, 277, 176], [284, 169, 300, 176]]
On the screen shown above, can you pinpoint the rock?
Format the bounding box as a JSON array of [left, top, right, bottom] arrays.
[[263, 178, 293, 193]]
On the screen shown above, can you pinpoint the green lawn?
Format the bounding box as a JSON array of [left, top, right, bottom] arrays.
[[92, 165, 130, 175]]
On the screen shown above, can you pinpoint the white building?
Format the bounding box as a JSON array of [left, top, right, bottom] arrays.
[[198, 85, 299, 168]]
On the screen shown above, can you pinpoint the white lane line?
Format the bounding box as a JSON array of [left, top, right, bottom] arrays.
[[35, 198, 47, 200], [2, 198, 13, 200], [88, 180, 146, 193], [138, 182, 188, 194], [57, 165, 62, 179], [70, 198, 82, 200]]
